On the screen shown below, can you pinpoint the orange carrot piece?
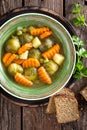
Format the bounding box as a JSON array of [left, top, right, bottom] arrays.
[[2, 53, 12, 64], [13, 59, 25, 65], [38, 66, 52, 84], [40, 31, 52, 39], [42, 44, 60, 59], [18, 43, 33, 54], [14, 73, 33, 86], [30, 27, 49, 36], [5, 54, 16, 67], [22, 58, 40, 68]]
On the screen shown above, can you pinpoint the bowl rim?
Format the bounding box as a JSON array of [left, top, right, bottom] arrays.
[[0, 13, 76, 101]]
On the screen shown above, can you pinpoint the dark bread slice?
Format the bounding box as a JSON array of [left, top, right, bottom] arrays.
[[54, 95, 80, 123], [80, 86, 87, 101], [46, 87, 75, 114], [46, 96, 56, 114]]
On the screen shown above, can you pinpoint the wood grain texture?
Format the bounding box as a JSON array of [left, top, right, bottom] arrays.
[[25, 0, 63, 15], [0, 96, 21, 130], [62, 0, 87, 129], [0, 0, 22, 15], [23, 106, 61, 130]]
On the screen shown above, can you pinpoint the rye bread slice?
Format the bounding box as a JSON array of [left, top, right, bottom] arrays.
[[80, 86, 87, 101], [46, 87, 75, 114], [54, 95, 80, 123]]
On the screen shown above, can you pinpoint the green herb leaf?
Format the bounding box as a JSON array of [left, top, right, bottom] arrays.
[[72, 3, 87, 27], [75, 61, 84, 71], [72, 36, 87, 79], [77, 48, 87, 58], [72, 36, 84, 46], [72, 3, 82, 14], [81, 68, 87, 76], [73, 72, 82, 79]]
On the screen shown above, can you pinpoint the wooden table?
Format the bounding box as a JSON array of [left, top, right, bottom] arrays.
[[0, 0, 87, 130]]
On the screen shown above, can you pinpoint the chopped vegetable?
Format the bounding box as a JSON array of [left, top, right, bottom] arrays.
[[53, 53, 64, 65], [42, 44, 60, 59], [44, 60, 58, 75], [30, 27, 49, 35], [13, 59, 25, 65], [18, 43, 33, 54], [14, 72, 33, 86], [8, 63, 23, 76], [22, 58, 40, 68], [40, 31, 52, 39], [19, 51, 29, 59], [32, 37, 41, 48], [38, 66, 52, 84]]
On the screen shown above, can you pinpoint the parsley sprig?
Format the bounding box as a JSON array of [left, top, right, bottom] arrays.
[[72, 3, 87, 27], [72, 36, 87, 79]]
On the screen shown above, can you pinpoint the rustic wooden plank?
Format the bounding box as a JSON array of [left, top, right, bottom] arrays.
[[0, 0, 22, 15], [24, 0, 63, 16], [62, 0, 87, 129], [0, 95, 21, 130], [23, 106, 61, 130], [24, 0, 39, 6]]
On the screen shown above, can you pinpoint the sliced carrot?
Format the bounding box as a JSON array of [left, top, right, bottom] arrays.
[[5, 54, 16, 67], [40, 31, 52, 39], [22, 58, 40, 68], [2, 53, 12, 64], [30, 27, 49, 36], [18, 43, 33, 54], [13, 59, 25, 65], [42, 44, 60, 59], [38, 66, 52, 84], [14, 73, 33, 86]]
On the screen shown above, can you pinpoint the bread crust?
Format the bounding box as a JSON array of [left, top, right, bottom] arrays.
[[46, 87, 75, 114], [54, 95, 80, 123]]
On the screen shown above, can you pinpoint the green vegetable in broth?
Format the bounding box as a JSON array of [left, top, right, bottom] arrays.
[[44, 60, 58, 75], [5, 38, 20, 53], [8, 63, 23, 76], [28, 48, 41, 59], [24, 67, 38, 81], [39, 38, 53, 52]]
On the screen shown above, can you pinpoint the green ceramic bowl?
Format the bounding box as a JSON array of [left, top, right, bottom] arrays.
[[0, 13, 76, 100]]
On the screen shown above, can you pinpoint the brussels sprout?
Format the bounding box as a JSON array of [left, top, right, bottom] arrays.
[[39, 38, 53, 52], [24, 67, 38, 81], [8, 63, 23, 76], [44, 60, 58, 75], [5, 38, 20, 53], [19, 33, 33, 44], [28, 48, 41, 59]]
